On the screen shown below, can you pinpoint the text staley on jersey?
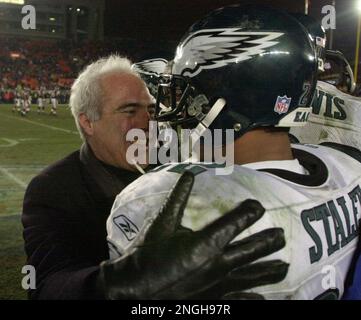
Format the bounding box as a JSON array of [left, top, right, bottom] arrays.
[[301, 185, 361, 264]]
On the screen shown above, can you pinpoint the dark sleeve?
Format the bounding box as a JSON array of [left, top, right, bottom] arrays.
[[343, 254, 361, 300], [22, 172, 106, 300]]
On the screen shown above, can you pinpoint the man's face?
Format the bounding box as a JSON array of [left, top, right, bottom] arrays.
[[89, 72, 155, 171]]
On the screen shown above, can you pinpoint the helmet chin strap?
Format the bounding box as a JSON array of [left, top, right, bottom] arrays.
[[189, 98, 226, 144]]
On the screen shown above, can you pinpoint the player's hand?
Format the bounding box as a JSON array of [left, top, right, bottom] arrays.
[[98, 171, 288, 300]]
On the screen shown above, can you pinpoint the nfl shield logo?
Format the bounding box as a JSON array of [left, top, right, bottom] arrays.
[[274, 96, 292, 114]]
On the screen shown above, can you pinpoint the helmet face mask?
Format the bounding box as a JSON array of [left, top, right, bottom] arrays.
[[321, 50, 356, 94], [131, 58, 168, 97], [315, 34, 327, 72], [156, 74, 214, 129], [155, 5, 318, 141]]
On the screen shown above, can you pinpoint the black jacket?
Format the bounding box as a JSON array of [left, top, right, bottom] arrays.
[[21, 144, 142, 299]]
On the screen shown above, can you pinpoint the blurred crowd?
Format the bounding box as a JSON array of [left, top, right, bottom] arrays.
[[0, 36, 175, 104]]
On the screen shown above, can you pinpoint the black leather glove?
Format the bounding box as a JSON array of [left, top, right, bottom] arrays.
[[98, 171, 288, 300]]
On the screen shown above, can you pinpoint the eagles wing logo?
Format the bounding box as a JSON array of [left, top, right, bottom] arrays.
[[132, 58, 168, 76], [173, 28, 284, 77]]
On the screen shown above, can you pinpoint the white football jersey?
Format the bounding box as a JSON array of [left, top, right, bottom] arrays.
[[107, 144, 361, 300], [291, 81, 361, 150]]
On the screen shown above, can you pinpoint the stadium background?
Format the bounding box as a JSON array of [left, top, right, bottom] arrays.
[[0, 0, 359, 299]]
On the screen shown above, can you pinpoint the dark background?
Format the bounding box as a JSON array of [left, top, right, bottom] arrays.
[[104, 0, 360, 64]]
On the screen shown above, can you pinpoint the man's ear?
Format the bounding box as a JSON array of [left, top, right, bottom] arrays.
[[78, 113, 94, 136]]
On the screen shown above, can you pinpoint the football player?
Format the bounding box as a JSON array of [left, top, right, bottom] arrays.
[[289, 17, 361, 300], [289, 28, 361, 151], [107, 5, 361, 299], [37, 86, 46, 114], [290, 79, 361, 151], [12, 89, 21, 113], [20, 88, 28, 116], [50, 87, 59, 116]]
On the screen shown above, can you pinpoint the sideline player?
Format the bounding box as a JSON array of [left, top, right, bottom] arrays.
[[12, 89, 21, 113], [20, 88, 29, 116], [37, 86, 46, 114], [50, 87, 59, 116]]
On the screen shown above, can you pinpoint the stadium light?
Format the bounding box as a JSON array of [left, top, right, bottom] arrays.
[[10, 52, 20, 59], [304, 0, 309, 14], [0, 0, 24, 4], [354, 0, 361, 83]]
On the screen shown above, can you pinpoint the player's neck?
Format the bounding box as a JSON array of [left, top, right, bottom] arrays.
[[233, 128, 294, 165]]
